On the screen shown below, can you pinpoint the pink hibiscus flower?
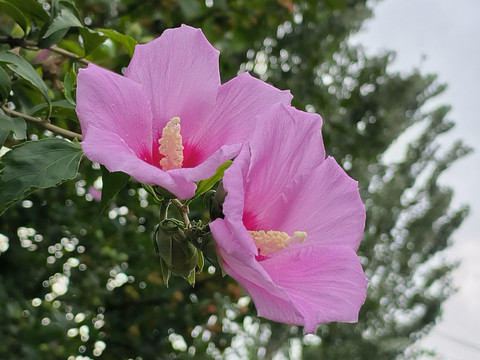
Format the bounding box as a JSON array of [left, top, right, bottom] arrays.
[[209, 103, 367, 333], [76, 25, 291, 198]]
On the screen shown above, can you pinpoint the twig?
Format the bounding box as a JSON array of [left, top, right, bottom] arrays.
[[0, 36, 91, 65], [50, 44, 91, 65], [159, 198, 171, 221], [2, 106, 83, 141], [171, 199, 190, 228]]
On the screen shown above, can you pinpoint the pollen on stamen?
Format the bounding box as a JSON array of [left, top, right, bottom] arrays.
[[248, 230, 307, 257], [158, 117, 184, 171]]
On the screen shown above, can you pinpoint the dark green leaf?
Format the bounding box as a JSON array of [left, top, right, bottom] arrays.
[[62, 72, 75, 105], [9, 117, 26, 140], [0, 51, 51, 110], [197, 250, 204, 273], [79, 27, 107, 56], [0, 0, 30, 35], [3, 0, 48, 23], [97, 29, 138, 57], [0, 113, 27, 146], [38, 28, 69, 49], [194, 160, 232, 198], [0, 138, 83, 215], [159, 258, 171, 288], [43, 8, 84, 39], [0, 66, 11, 101], [100, 166, 130, 213], [0, 113, 12, 146], [59, 0, 82, 21], [29, 100, 77, 120]]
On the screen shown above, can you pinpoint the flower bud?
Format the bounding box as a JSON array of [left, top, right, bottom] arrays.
[[155, 219, 198, 279], [184, 224, 217, 260]]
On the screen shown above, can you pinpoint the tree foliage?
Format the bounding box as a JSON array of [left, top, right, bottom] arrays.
[[0, 0, 470, 359]]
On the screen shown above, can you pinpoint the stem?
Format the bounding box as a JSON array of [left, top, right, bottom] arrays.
[[159, 198, 170, 221], [172, 199, 190, 228], [2, 106, 83, 141], [0, 36, 91, 65], [50, 44, 92, 65]]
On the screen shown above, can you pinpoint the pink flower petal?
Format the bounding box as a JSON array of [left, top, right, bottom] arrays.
[[76, 64, 196, 198], [185, 72, 292, 157], [261, 244, 367, 333], [82, 126, 196, 199], [125, 24, 220, 144], [209, 218, 286, 298], [76, 64, 153, 157], [77, 26, 296, 199], [211, 221, 367, 333], [168, 143, 242, 182], [279, 157, 366, 251], [241, 103, 325, 230], [210, 102, 367, 331]]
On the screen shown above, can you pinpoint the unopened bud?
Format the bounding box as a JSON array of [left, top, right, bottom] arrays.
[[155, 219, 198, 279]]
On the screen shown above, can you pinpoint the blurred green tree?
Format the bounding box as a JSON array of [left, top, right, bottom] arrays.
[[0, 0, 470, 359]]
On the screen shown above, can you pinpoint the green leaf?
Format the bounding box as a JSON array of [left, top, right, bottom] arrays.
[[197, 250, 204, 273], [43, 8, 84, 39], [159, 258, 171, 288], [99, 166, 130, 213], [9, 117, 26, 140], [62, 72, 75, 105], [186, 268, 196, 287], [0, 115, 12, 147], [0, 66, 11, 101], [3, 0, 48, 23], [0, 0, 30, 35], [79, 27, 107, 56], [194, 160, 232, 198], [0, 112, 27, 146], [38, 28, 69, 49], [97, 29, 138, 57], [29, 100, 77, 120], [0, 51, 51, 111], [59, 0, 82, 21], [0, 138, 83, 215]]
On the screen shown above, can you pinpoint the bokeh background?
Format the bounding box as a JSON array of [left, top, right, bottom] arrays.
[[0, 0, 477, 359], [353, 1, 480, 359]]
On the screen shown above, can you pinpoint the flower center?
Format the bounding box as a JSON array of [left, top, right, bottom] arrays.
[[158, 117, 184, 171], [248, 230, 307, 258]]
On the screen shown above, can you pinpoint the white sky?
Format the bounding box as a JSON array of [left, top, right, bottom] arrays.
[[351, 0, 480, 358]]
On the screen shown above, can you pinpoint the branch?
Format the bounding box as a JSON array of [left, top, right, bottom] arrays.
[[50, 44, 92, 65], [159, 198, 170, 221], [172, 199, 190, 228], [0, 36, 91, 65], [2, 106, 83, 141]]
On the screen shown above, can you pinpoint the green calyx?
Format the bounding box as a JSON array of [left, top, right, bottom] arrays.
[[154, 219, 198, 285]]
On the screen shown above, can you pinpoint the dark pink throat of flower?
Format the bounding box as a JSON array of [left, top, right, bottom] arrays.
[[138, 117, 202, 170]]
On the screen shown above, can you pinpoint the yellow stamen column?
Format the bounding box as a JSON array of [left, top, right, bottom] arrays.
[[158, 117, 184, 171], [248, 230, 307, 256]]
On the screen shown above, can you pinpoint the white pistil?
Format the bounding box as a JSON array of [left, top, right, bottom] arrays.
[[158, 117, 184, 171]]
